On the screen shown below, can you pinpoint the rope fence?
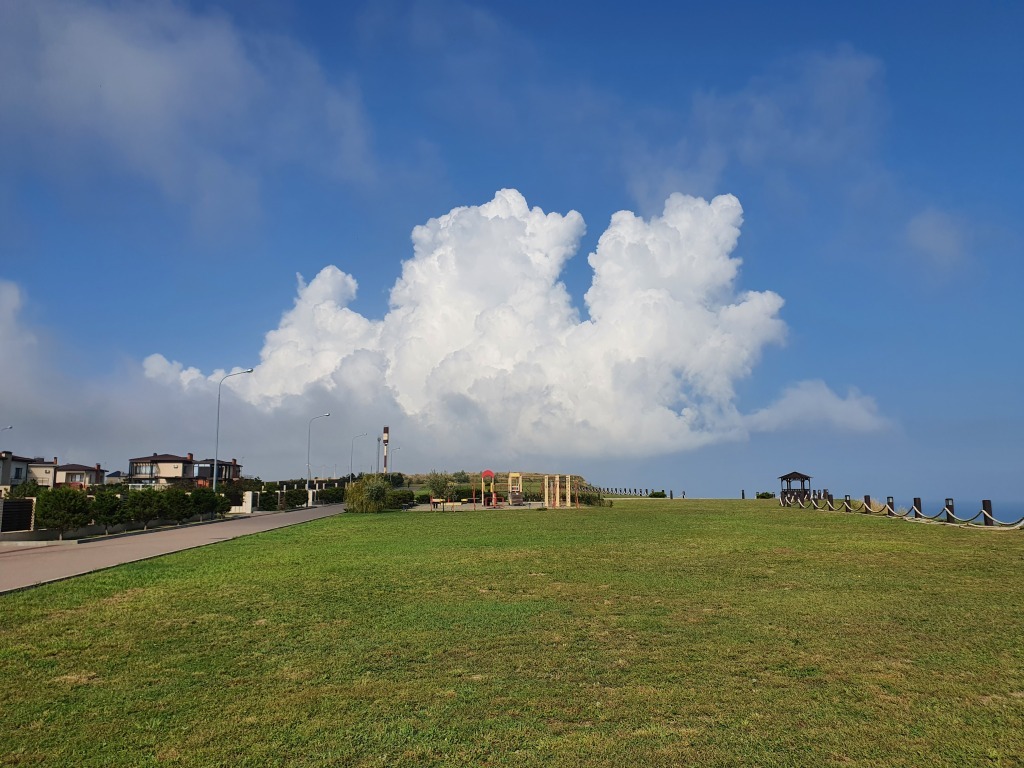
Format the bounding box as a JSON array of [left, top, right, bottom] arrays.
[[780, 494, 1024, 530]]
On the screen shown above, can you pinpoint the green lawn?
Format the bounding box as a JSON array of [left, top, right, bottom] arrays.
[[2, 499, 1022, 767]]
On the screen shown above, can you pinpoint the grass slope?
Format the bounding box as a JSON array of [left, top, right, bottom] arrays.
[[1, 499, 1022, 767]]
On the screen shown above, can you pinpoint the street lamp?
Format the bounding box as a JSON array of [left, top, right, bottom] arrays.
[[307, 413, 331, 500], [350, 432, 367, 480], [376, 435, 381, 474], [390, 446, 401, 479], [213, 369, 253, 491]]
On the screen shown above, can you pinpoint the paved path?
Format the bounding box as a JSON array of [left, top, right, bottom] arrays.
[[0, 505, 346, 594]]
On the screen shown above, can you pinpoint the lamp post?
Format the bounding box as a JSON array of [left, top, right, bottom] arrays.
[[213, 369, 253, 491], [390, 446, 401, 479], [376, 435, 381, 474], [307, 413, 331, 501], [350, 432, 367, 480]]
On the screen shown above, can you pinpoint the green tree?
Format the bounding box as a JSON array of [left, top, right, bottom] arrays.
[[190, 487, 230, 519], [34, 487, 92, 539], [123, 488, 165, 526], [8, 480, 42, 499], [425, 471, 453, 500], [162, 487, 194, 523], [346, 475, 390, 513], [91, 488, 126, 532]]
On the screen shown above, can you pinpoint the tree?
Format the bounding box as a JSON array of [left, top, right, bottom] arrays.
[[122, 488, 165, 526], [190, 487, 230, 519], [91, 488, 126, 532], [8, 480, 42, 499], [425, 471, 453, 500], [34, 487, 91, 539], [346, 475, 390, 513], [162, 487, 194, 523]]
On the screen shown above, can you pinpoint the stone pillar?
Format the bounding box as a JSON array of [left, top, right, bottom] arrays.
[[543, 475, 549, 508], [565, 475, 572, 508]]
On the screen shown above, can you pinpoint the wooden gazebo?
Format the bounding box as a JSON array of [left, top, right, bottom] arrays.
[[779, 471, 812, 500]]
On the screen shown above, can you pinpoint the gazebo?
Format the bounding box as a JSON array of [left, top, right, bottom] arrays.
[[779, 471, 812, 501]]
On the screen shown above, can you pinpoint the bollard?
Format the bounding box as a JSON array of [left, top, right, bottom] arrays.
[[982, 499, 994, 527], [886, 496, 895, 517], [863, 495, 872, 513], [913, 497, 921, 519], [945, 498, 955, 524], [844, 494, 851, 512], [741, 489, 745, 499]]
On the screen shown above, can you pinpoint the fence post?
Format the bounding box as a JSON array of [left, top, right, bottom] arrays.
[[886, 496, 895, 517], [844, 494, 851, 512], [982, 499, 994, 526], [863, 495, 872, 513], [913, 497, 921, 519], [945, 498, 955, 524]]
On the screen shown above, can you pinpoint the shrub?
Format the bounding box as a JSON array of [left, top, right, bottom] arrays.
[[283, 488, 307, 509], [346, 476, 390, 513], [123, 488, 165, 524], [34, 487, 91, 537], [415, 491, 431, 504], [163, 487, 194, 522], [8, 481, 42, 499], [91, 488, 126, 530], [319, 486, 345, 504], [649, 490, 667, 498], [756, 491, 776, 499], [191, 487, 231, 518], [258, 491, 280, 511], [386, 489, 415, 508]]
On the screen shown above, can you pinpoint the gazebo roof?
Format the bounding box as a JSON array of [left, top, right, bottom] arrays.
[[779, 471, 812, 481]]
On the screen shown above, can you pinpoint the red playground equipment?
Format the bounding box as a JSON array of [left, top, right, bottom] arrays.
[[481, 469, 498, 507]]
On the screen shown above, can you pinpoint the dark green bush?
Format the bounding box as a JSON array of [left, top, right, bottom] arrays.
[[756, 491, 776, 499], [284, 488, 307, 508], [319, 486, 345, 504], [415, 491, 431, 504], [649, 490, 667, 498], [258, 491, 280, 511], [34, 487, 91, 536], [385, 489, 415, 508], [91, 488, 126, 529]]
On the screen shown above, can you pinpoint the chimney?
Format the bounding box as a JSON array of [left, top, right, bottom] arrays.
[[53, 457, 58, 465], [232, 458, 237, 465], [187, 452, 193, 462], [95, 463, 101, 471]]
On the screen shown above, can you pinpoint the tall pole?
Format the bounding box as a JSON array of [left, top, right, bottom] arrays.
[[307, 413, 331, 497], [350, 432, 367, 479], [376, 436, 381, 474], [390, 446, 400, 479], [214, 368, 253, 491]]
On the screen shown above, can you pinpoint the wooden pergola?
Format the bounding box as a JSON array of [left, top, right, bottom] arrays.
[[779, 471, 812, 500]]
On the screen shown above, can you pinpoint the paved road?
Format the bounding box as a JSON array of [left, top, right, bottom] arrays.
[[0, 505, 346, 594]]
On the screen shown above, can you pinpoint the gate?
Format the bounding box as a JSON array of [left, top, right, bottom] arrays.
[[0, 499, 34, 532]]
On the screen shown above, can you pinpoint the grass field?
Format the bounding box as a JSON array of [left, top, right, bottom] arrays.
[[2, 499, 1022, 767]]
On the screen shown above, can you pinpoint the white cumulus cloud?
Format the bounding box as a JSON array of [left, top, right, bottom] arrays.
[[147, 189, 884, 459]]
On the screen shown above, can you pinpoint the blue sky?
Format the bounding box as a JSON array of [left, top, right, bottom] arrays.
[[1, 0, 1021, 506]]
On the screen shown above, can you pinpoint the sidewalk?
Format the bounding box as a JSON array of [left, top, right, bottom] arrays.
[[0, 505, 346, 594]]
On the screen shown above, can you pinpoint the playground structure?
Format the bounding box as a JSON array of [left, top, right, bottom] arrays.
[[507, 472, 524, 506], [543, 474, 577, 508], [481, 470, 498, 507]]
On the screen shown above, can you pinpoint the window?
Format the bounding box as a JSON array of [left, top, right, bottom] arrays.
[[13, 467, 23, 480]]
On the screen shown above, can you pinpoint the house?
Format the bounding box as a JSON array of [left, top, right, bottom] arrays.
[[105, 470, 126, 485], [0, 450, 33, 494], [127, 453, 197, 486], [2, 452, 107, 494], [194, 458, 243, 487], [56, 463, 106, 489], [28, 457, 59, 488]]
